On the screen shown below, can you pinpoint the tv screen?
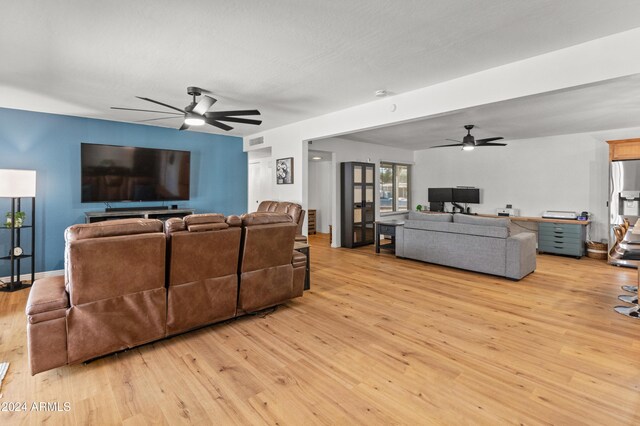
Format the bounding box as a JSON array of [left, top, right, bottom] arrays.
[[81, 143, 191, 203], [453, 188, 480, 204], [428, 188, 453, 203]]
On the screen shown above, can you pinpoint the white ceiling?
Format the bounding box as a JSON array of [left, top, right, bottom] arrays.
[[2, 1, 640, 136], [337, 74, 640, 149]]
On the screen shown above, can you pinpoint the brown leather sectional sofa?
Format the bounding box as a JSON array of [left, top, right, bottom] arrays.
[[25, 212, 306, 375]]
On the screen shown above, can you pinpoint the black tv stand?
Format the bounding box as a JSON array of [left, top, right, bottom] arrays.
[[105, 206, 169, 212], [86, 207, 194, 223]]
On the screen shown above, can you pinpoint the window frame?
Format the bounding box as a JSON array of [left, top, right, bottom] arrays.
[[379, 162, 411, 216]]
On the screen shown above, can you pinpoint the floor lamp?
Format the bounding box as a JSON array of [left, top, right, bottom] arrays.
[[0, 169, 36, 292]]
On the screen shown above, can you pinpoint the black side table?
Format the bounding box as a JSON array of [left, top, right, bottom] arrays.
[[294, 242, 310, 290], [375, 220, 404, 254]]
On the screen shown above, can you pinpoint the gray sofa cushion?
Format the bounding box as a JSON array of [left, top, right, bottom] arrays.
[[453, 214, 510, 228], [408, 211, 452, 222], [404, 220, 509, 239]]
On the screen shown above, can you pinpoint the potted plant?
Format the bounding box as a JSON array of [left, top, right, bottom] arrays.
[[416, 204, 423, 212], [5, 211, 26, 228]]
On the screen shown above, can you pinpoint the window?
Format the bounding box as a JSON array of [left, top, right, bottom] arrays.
[[379, 163, 410, 214]]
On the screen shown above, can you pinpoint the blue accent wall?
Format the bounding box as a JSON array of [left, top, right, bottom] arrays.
[[0, 107, 247, 274]]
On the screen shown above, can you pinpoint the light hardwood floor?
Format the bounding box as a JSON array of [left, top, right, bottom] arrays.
[[1, 233, 639, 425]]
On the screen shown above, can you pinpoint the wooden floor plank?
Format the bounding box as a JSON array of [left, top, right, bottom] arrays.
[[1, 233, 640, 425]]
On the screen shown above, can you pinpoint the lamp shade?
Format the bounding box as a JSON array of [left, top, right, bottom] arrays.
[[0, 169, 36, 198]]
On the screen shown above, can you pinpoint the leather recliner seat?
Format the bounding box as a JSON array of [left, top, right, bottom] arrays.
[[164, 213, 242, 336], [256, 201, 307, 242], [236, 212, 307, 313]]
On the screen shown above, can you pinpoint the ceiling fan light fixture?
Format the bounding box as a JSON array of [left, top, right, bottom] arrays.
[[184, 113, 205, 126], [462, 143, 475, 151]]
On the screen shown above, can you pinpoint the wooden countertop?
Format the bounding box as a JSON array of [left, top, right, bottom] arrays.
[[478, 214, 590, 225]]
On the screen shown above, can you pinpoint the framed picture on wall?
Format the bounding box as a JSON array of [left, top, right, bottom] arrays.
[[276, 157, 294, 184]]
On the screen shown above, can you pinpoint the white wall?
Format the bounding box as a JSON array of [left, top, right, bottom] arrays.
[[312, 138, 414, 247], [413, 126, 640, 242], [308, 159, 332, 233], [244, 28, 640, 238]]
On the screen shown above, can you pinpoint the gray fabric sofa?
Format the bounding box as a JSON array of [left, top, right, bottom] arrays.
[[395, 212, 536, 280]]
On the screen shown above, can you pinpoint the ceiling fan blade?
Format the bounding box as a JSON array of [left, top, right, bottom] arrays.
[[111, 106, 182, 115], [135, 116, 183, 123], [476, 136, 504, 144], [477, 143, 507, 146], [179, 122, 190, 131], [136, 96, 185, 113], [192, 95, 217, 115], [430, 143, 463, 148], [445, 138, 462, 143], [206, 109, 260, 118], [215, 116, 262, 125], [205, 118, 233, 131]]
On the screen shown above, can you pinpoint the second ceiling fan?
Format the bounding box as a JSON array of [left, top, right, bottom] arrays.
[[112, 86, 262, 131], [431, 125, 506, 150]]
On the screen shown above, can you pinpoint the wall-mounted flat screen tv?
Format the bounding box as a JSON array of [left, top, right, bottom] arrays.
[[428, 187, 453, 203], [453, 188, 480, 204], [81, 143, 191, 202]]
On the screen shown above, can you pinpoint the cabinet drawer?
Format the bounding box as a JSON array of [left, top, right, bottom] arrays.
[[539, 222, 582, 236], [538, 238, 582, 251], [538, 241, 584, 256], [538, 234, 582, 245]]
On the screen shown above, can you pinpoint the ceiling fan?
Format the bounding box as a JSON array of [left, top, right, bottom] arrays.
[[431, 125, 506, 151], [111, 86, 261, 131]]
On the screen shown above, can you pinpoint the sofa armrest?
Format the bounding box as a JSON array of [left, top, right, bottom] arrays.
[[506, 232, 537, 280], [26, 276, 69, 318], [395, 225, 405, 257]]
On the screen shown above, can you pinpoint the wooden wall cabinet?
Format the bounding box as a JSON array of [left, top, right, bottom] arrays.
[[341, 162, 375, 248], [607, 138, 640, 161]]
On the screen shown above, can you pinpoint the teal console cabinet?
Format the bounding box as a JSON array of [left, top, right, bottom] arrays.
[[538, 222, 586, 258]]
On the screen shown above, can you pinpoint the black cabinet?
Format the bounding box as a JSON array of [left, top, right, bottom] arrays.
[[341, 162, 375, 248]]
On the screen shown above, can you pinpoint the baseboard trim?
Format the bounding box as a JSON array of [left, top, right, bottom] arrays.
[[1, 269, 64, 283]]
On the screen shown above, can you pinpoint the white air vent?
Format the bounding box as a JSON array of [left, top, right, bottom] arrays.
[[249, 137, 264, 146]]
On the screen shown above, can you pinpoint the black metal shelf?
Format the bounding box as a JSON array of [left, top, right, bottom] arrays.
[[0, 254, 32, 260], [0, 197, 36, 292]]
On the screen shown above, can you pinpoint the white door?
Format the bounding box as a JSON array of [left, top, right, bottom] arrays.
[[248, 160, 273, 212]]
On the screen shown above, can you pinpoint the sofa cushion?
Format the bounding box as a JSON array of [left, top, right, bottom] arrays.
[[66, 219, 163, 241], [241, 212, 293, 226], [453, 214, 510, 228], [404, 220, 509, 239], [187, 223, 230, 232], [226, 215, 242, 227], [408, 211, 452, 222], [164, 217, 186, 235], [184, 213, 225, 226]]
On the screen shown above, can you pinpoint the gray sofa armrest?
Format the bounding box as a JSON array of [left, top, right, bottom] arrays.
[[395, 225, 405, 257], [506, 232, 537, 280]]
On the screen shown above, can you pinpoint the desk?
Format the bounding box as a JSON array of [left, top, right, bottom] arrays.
[[480, 214, 589, 258], [294, 241, 310, 291], [375, 220, 404, 254], [479, 214, 590, 226]]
